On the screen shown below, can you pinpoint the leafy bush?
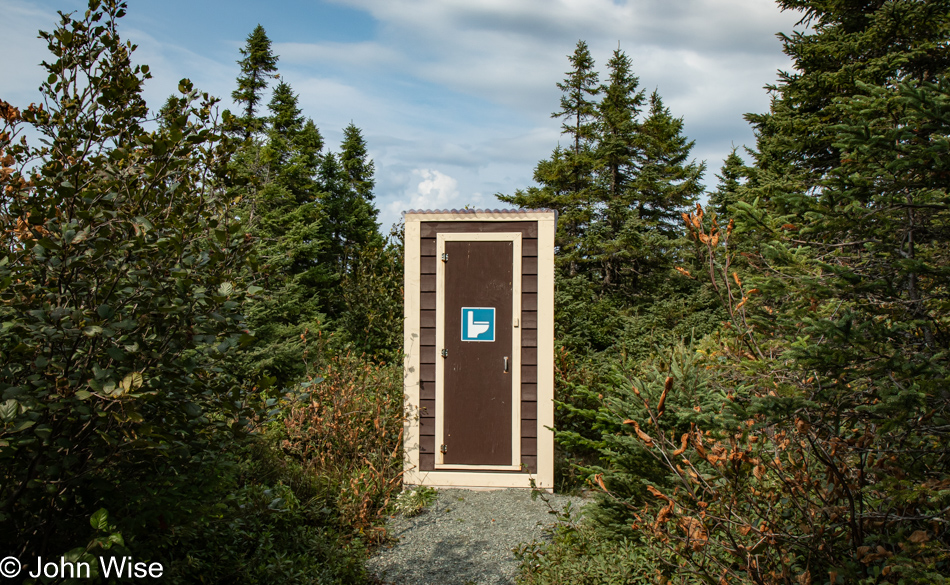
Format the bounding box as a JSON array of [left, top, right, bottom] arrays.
[[0, 0, 254, 556], [1, 5, 403, 583], [280, 350, 404, 541], [392, 485, 438, 518], [515, 505, 664, 585], [148, 440, 367, 585]]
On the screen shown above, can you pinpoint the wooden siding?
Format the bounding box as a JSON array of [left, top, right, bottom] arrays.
[[419, 221, 539, 473]]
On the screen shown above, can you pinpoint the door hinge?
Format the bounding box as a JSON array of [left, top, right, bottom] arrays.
[[441, 348, 448, 358], [441, 252, 449, 262], [440, 444, 447, 454]]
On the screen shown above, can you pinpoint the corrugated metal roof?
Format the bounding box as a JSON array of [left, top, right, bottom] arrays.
[[402, 208, 555, 215]]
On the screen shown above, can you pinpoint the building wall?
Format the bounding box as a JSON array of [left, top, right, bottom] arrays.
[[403, 210, 555, 490], [417, 221, 539, 473]]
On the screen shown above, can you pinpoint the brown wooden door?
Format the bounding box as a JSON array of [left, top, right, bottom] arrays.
[[442, 240, 513, 465]]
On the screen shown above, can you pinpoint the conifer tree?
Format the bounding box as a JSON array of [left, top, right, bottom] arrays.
[[339, 124, 383, 269], [632, 91, 705, 239], [738, 0, 950, 398], [236, 81, 328, 388], [743, 0, 950, 459], [592, 48, 644, 290], [556, 41, 600, 275], [264, 81, 324, 194], [707, 147, 745, 217], [554, 40, 600, 155], [620, 1, 950, 579], [340, 122, 376, 202], [501, 41, 601, 277], [317, 130, 382, 284], [500, 44, 717, 353], [596, 49, 642, 202], [231, 24, 278, 139]]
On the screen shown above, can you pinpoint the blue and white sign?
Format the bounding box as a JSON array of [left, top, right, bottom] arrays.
[[461, 307, 495, 342]]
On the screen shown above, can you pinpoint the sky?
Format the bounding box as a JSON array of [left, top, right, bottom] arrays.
[[3, 0, 804, 231]]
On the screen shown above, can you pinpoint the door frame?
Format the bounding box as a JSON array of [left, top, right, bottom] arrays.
[[434, 232, 522, 471]]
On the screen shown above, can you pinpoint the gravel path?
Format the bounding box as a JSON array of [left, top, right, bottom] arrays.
[[366, 488, 586, 585]]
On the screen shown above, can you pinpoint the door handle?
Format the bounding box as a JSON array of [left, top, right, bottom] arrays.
[[504, 356, 509, 373]]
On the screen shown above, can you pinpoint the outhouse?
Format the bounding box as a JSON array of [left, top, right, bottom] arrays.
[[402, 209, 555, 490]]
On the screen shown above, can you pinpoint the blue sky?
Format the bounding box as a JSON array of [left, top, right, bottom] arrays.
[[4, 0, 803, 231]]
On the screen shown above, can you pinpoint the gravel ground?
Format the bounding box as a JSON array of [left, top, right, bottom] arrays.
[[366, 488, 586, 585]]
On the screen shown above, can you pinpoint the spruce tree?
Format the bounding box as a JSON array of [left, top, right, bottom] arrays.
[[317, 128, 382, 284], [596, 49, 642, 202], [236, 81, 328, 388], [501, 44, 717, 354], [501, 41, 600, 277], [632, 91, 705, 239], [340, 122, 376, 202], [264, 81, 324, 195], [554, 40, 600, 155], [643, 1, 950, 579], [741, 0, 950, 400], [707, 147, 745, 218], [592, 48, 644, 290], [231, 24, 278, 140]]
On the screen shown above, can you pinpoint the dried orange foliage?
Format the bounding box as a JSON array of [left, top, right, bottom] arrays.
[[614, 386, 950, 584], [280, 353, 403, 541], [679, 204, 764, 361]]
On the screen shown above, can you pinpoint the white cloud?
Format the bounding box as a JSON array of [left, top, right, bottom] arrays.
[[322, 0, 802, 113], [384, 167, 498, 222], [407, 168, 460, 208], [275, 40, 403, 70], [5, 0, 809, 233], [1, 2, 58, 106], [304, 1, 804, 228]]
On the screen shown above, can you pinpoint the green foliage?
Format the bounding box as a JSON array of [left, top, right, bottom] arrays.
[[743, 0, 950, 208], [231, 24, 279, 139], [230, 73, 394, 381], [501, 42, 713, 355], [320, 124, 384, 282], [525, 40, 601, 277], [337, 226, 404, 361], [540, 2, 950, 584], [554, 40, 601, 153], [589, 48, 644, 291], [737, 15, 950, 572], [560, 344, 721, 535], [279, 351, 404, 541], [500, 42, 723, 518], [149, 440, 367, 585], [234, 80, 328, 389], [393, 485, 438, 518], [515, 506, 666, 585], [632, 91, 705, 240], [0, 0, 253, 555], [707, 147, 745, 218], [1, 6, 403, 584]]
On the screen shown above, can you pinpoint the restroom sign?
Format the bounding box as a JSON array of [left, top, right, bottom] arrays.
[[461, 307, 495, 342]]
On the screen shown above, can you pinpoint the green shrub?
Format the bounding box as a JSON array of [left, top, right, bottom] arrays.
[[393, 485, 438, 518], [515, 513, 666, 585], [148, 440, 367, 585], [280, 351, 404, 542], [0, 0, 254, 557]]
